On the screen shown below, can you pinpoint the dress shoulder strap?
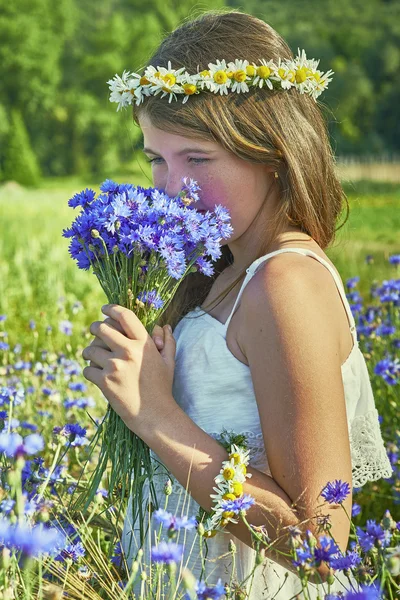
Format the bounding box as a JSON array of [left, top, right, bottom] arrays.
[[224, 248, 357, 344]]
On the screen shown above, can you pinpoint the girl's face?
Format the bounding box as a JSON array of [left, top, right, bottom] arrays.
[[139, 114, 278, 257]]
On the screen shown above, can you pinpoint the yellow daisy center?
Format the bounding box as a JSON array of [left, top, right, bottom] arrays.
[[154, 71, 162, 79], [222, 492, 236, 501], [162, 73, 176, 86], [288, 69, 296, 83], [204, 529, 218, 538], [257, 66, 271, 79], [278, 67, 287, 79], [222, 511, 235, 519], [232, 482, 243, 497], [229, 452, 240, 465], [246, 65, 256, 77], [200, 70, 210, 77], [140, 76, 150, 85], [223, 466, 235, 480], [214, 70, 228, 84], [313, 71, 321, 82], [233, 69, 247, 82], [226, 70, 234, 79], [295, 67, 307, 83], [183, 83, 197, 95]]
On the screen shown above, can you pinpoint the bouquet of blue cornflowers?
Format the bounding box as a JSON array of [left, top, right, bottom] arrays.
[[63, 177, 233, 541]]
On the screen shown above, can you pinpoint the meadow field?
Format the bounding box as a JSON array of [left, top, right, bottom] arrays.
[[0, 167, 399, 598]]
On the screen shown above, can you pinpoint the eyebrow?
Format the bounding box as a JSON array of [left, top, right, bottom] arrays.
[[142, 146, 214, 155]]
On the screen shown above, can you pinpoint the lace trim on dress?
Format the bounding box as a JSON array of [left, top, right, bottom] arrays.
[[349, 407, 393, 488]]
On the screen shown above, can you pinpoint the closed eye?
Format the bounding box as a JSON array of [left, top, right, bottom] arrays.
[[145, 157, 209, 165]]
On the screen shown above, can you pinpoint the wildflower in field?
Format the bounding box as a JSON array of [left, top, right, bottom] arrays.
[[0, 315, 6, 322], [0, 432, 44, 457], [329, 549, 362, 571], [374, 357, 400, 385], [320, 479, 351, 504], [389, 254, 400, 265], [0, 520, 65, 557], [356, 519, 392, 552], [151, 541, 184, 564], [55, 540, 86, 562], [53, 423, 88, 447], [59, 320, 73, 335], [342, 583, 382, 599], [346, 276, 360, 289], [187, 578, 225, 599], [0, 386, 25, 407], [153, 508, 197, 531]]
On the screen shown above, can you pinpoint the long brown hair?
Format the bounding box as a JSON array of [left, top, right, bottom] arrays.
[[133, 9, 349, 329]]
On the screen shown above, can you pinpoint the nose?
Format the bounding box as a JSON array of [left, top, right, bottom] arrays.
[[161, 169, 188, 199]]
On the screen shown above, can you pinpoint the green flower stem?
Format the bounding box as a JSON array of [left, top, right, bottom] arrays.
[[36, 442, 64, 503]]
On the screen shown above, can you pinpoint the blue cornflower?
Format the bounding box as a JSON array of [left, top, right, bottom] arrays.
[[389, 254, 400, 265], [321, 480, 351, 504], [292, 541, 314, 568], [0, 521, 66, 557], [314, 536, 340, 564], [0, 315, 6, 322], [352, 503, 362, 517], [0, 342, 10, 351], [344, 583, 382, 599], [59, 320, 73, 336], [53, 423, 88, 446], [55, 541, 86, 562], [188, 578, 225, 599], [356, 520, 391, 552], [0, 432, 44, 457], [220, 493, 255, 514], [68, 188, 96, 209], [151, 541, 183, 564], [346, 277, 360, 289], [330, 549, 362, 570], [68, 382, 87, 392], [153, 508, 197, 531], [111, 541, 125, 567]]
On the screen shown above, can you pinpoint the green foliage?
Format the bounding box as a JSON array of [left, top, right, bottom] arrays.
[[2, 110, 41, 187], [0, 0, 398, 181]]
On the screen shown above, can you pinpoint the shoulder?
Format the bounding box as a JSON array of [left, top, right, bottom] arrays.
[[240, 251, 341, 348]]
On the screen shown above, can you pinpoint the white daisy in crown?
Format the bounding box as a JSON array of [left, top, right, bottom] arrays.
[[107, 70, 142, 111], [252, 58, 277, 90], [272, 57, 296, 90], [226, 59, 251, 93], [207, 59, 232, 95]]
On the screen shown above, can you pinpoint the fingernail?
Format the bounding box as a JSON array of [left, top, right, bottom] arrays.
[[166, 325, 172, 333]]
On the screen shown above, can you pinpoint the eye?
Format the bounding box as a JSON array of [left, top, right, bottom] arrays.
[[145, 157, 209, 165]]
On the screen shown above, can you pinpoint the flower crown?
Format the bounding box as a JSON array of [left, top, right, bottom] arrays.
[[108, 48, 333, 110]]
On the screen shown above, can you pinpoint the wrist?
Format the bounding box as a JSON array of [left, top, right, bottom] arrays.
[[128, 395, 179, 442]]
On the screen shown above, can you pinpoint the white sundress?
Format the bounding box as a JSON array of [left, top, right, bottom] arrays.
[[122, 247, 393, 598]]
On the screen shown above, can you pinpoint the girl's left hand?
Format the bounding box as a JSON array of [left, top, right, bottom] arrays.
[[82, 304, 177, 436]]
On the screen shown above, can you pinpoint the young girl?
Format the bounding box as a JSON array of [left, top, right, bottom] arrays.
[[82, 9, 392, 598]]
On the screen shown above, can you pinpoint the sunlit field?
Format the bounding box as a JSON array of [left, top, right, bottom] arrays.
[[0, 167, 399, 598]]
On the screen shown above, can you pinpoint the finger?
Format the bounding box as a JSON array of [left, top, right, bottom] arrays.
[[151, 324, 164, 350], [89, 320, 130, 353], [83, 365, 104, 389], [82, 345, 112, 368], [101, 304, 147, 342]]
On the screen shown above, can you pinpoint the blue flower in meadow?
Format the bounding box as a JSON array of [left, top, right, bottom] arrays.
[[346, 277, 360, 289], [0, 520, 66, 557], [0, 315, 6, 322], [151, 541, 183, 564], [292, 540, 314, 568], [389, 254, 400, 265], [68, 382, 87, 392], [351, 503, 362, 517], [59, 320, 73, 336], [68, 188, 96, 209], [111, 541, 125, 567], [0, 432, 44, 457], [314, 536, 340, 563], [37, 410, 52, 417], [329, 549, 362, 570], [23, 434, 45, 454], [0, 499, 15, 514], [153, 508, 197, 531], [356, 520, 391, 552], [100, 179, 119, 194], [0, 411, 7, 420], [343, 583, 381, 599], [53, 423, 88, 447], [29, 320, 36, 330], [220, 493, 255, 514], [13, 344, 22, 354], [0, 342, 10, 351], [137, 289, 164, 309], [321, 480, 351, 504], [55, 540, 86, 562], [188, 578, 225, 599], [365, 254, 374, 264], [42, 387, 53, 396], [375, 323, 396, 336], [374, 357, 400, 386], [0, 386, 25, 407]]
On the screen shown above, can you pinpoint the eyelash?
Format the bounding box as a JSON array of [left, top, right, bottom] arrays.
[[145, 157, 209, 165]]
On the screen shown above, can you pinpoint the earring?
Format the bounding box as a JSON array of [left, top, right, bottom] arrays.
[[274, 171, 279, 179]]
